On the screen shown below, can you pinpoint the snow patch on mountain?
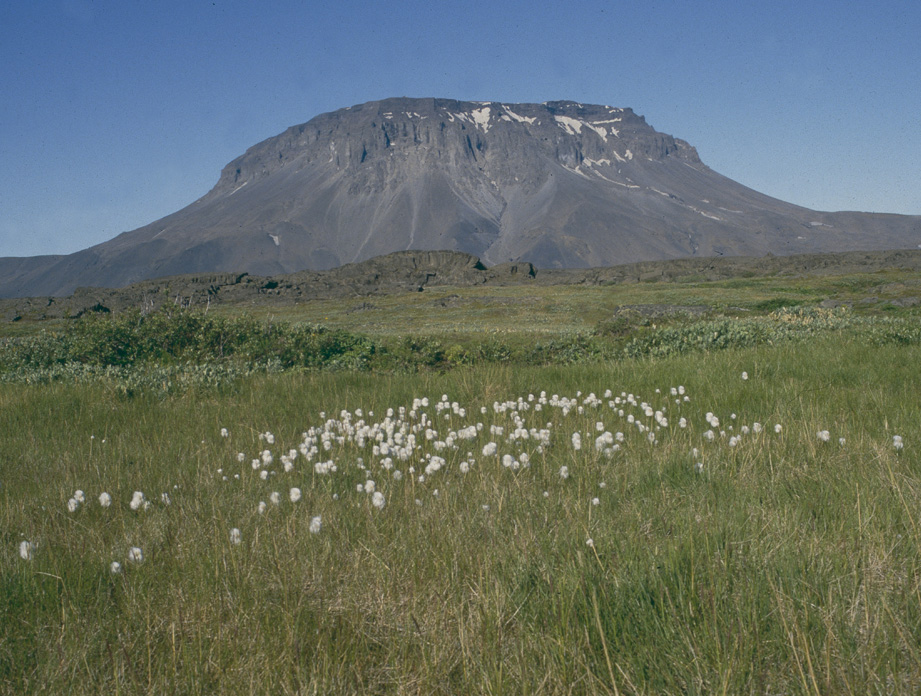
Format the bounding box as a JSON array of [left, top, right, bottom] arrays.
[[471, 107, 492, 132]]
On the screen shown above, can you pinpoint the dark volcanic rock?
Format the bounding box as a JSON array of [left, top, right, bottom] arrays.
[[5, 249, 921, 323], [1, 97, 919, 297]]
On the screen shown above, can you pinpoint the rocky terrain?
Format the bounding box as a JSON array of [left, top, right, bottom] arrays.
[[1, 97, 919, 298], [4, 248, 921, 323]]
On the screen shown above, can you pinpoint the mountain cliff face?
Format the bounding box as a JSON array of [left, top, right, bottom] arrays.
[[2, 97, 919, 297]]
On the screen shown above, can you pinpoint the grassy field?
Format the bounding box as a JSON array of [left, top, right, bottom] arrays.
[[2, 265, 920, 340], [202, 268, 921, 337], [2, 273, 921, 694]]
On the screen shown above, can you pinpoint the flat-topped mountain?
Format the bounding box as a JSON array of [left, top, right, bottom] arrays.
[[1, 97, 919, 297]]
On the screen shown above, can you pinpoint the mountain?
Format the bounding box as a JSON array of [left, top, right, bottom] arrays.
[[2, 97, 919, 297]]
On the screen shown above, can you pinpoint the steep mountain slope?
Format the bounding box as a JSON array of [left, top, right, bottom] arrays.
[[2, 97, 919, 297]]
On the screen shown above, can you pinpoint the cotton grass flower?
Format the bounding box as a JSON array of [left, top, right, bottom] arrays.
[[129, 491, 145, 511], [817, 430, 831, 442], [559, 466, 570, 480], [309, 515, 322, 534], [270, 491, 281, 505], [98, 492, 112, 508], [230, 528, 242, 545], [73, 490, 85, 503], [371, 491, 386, 509], [893, 435, 904, 450], [110, 561, 122, 574], [257, 501, 267, 514], [127, 547, 144, 564], [289, 487, 302, 503], [19, 540, 33, 561], [67, 498, 79, 513]]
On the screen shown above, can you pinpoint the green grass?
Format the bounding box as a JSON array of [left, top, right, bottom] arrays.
[[3, 336, 921, 693], [4, 267, 921, 340]]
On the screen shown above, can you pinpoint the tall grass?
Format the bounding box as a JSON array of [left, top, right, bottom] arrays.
[[2, 307, 920, 392], [2, 338, 920, 693]]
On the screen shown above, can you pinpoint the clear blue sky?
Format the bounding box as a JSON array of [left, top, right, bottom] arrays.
[[2, 0, 919, 257]]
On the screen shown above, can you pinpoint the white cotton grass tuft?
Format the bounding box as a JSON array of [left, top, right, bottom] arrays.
[[559, 466, 569, 479], [257, 501, 267, 514], [289, 487, 302, 503], [110, 561, 122, 574], [230, 528, 242, 545], [67, 498, 79, 513], [741, 371, 749, 380], [98, 492, 112, 508], [270, 492, 281, 505], [73, 490, 85, 503], [19, 540, 33, 561], [309, 515, 322, 534], [221, 428, 229, 438], [127, 547, 144, 564], [129, 491, 145, 511], [371, 491, 386, 509], [893, 435, 904, 450], [817, 430, 831, 442]]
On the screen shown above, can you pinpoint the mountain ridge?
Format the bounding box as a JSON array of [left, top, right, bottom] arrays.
[[1, 97, 919, 297]]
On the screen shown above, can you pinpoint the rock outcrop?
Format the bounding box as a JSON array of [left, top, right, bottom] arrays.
[[5, 249, 921, 322]]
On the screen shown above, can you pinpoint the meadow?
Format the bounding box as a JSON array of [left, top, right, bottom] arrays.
[[2, 270, 921, 694]]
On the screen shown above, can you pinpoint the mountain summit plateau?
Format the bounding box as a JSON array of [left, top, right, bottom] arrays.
[[1, 97, 919, 297]]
